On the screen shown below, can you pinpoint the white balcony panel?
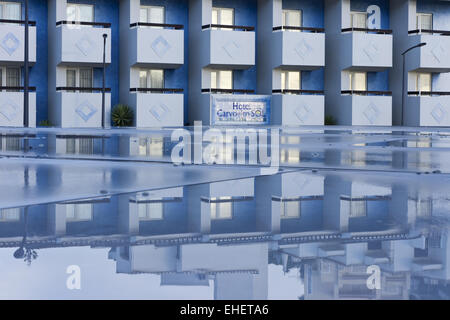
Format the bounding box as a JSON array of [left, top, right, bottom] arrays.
[[0, 92, 36, 127], [341, 32, 392, 70], [134, 93, 183, 128], [281, 172, 324, 197], [341, 95, 392, 126], [57, 26, 111, 65], [0, 25, 36, 63], [132, 28, 184, 68], [203, 29, 255, 68], [408, 35, 450, 72], [272, 94, 324, 126], [406, 96, 450, 126], [55, 92, 111, 128], [273, 31, 325, 69], [210, 178, 254, 198]]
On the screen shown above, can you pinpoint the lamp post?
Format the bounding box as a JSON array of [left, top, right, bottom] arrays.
[[102, 33, 108, 129], [23, 0, 29, 128], [401, 42, 427, 126]]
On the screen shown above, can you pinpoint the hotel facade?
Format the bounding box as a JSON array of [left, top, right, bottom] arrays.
[[0, 0, 449, 129]]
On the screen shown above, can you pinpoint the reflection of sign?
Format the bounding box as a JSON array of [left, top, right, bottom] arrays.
[[367, 5, 381, 29], [211, 95, 270, 125]]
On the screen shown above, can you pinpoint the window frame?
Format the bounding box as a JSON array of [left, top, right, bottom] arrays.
[[350, 11, 368, 29], [280, 199, 301, 219], [416, 13, 433, 31], [281, 70, 301, 91], [65, 67, 93, 88], [139, 69, 165, 89], [137, 201, 164, 221], [66, 3, 95, 23], [349, 71, 367, 91], [0, 1, 21, 21], [139, 5, 165, 24], [210, 197, 233, 220], [210, 70, 233, 90], [65, 203, 94, 222], [415, 72, 432, 93], [282, 9, 303, 29], [212, 7, 235, 29]]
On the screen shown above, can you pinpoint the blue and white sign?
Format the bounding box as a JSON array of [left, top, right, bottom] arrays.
[[211, 94, 271, 125]]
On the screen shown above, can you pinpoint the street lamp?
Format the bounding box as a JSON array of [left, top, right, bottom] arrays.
[[23, 0, 29, 128], [102, 33, 108, 129], [401, 42, 427, 126]]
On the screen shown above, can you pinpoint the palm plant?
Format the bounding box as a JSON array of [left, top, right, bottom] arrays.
[[112, 104, 134, 127]]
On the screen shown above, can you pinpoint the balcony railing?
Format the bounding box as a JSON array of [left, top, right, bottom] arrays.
[[341, 90, 392, 96], [273, 26, 324, 33], [202, 88, 255, 94], [0, 86, 36, 92], [273, 89, 324, 95], [0, 19, 36, 26], [408, 91, 450, 96], [56, 21, 111, 28], [130, 22, 183, 29], [56, 87, 111, 92], [408, 29, 450, 36], [342, 27, 392, 34], [202, 24, 254, 31], [130, 88, 184, 93]]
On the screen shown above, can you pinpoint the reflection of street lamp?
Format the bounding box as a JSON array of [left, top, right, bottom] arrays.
[[401, 42, 427, 126], [102, 33, 108, 129], [13, 206, 38, 265]]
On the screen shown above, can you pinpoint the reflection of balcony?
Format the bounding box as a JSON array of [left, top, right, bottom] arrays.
[[0, 87, 36, 127], [407, 30, 450, 72], [129, 23, 184, 68], [53, 87, 111, 128], [201, 25, 255, 68], [0, 19, 36, 64], [341, 28, 393, 70], [272, 27, 325, 69], [272, 90, 324, 125], [340, 91, 392, 126], [406, 92, 450, 126], [56, 21, 111, 65], [130, 88, 184, 127]]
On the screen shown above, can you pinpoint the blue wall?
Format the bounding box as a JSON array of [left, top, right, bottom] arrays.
[[417, 0, 450, 30], [368, 70, 389, 91], [280, 200, 323, 233], [213, 0, 257, 93], [27, 0, 48, 125], [351, 0, 390, 29], [142, 0, 189, 124], [282, 0, 324, 28]]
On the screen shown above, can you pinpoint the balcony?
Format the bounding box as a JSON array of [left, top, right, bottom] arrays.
[[56, 21, 111, 65], [341, 28, 393, 70], [0, 19, 36, 64], [129, 23, 184, 68], [201, 25, 255, 68], [272, 27, 325, 69], [407, 30, 450, 72], [130, 88, 184, 128], [53, 87, 111, 128], [0, 87, 36, 127], [271, 90, 324, 125], [340, 91, 392, 125], [406, 92, 450, 126]]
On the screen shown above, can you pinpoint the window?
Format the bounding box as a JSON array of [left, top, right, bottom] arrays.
[[416, 198, 432, 217], [211, 70, 232, 90], [349, 199, 367, 217], [0, 208, 20, 221], [138, 202, 163, 220], [65, 68, 93, 89], [281, 149, 300, 163], [349, 72, 367, 91], [210, 197, 233, 220], [415, 73, 431, 92], [212, 7, 234, 29], [0, 136, 20, 151], [350, 11, 367, 30], [416, 13, 432, 31], [139, 69, 164, 89], [66, 138, 94, 155], [140, 6, 165, 24], [280, 200, 301, 219], [139, 137, 164, 157], [0, 2, 21, 20], [67, 3, 94, 22], [66, 69, 76, 87], [66, 203, 93, 222], [281, 71, 301, 91], [282, 9, 302, 29], [6, 67, 20, 87], [79, 68, 93, 88]]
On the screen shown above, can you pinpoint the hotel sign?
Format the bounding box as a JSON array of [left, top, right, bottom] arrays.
[[211, 94, 271, 125]]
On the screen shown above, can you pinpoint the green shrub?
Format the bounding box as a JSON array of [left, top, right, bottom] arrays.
[[38, 120, 52, 127], [325, 115, 337, 126], [112, 104, 134, 127]]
